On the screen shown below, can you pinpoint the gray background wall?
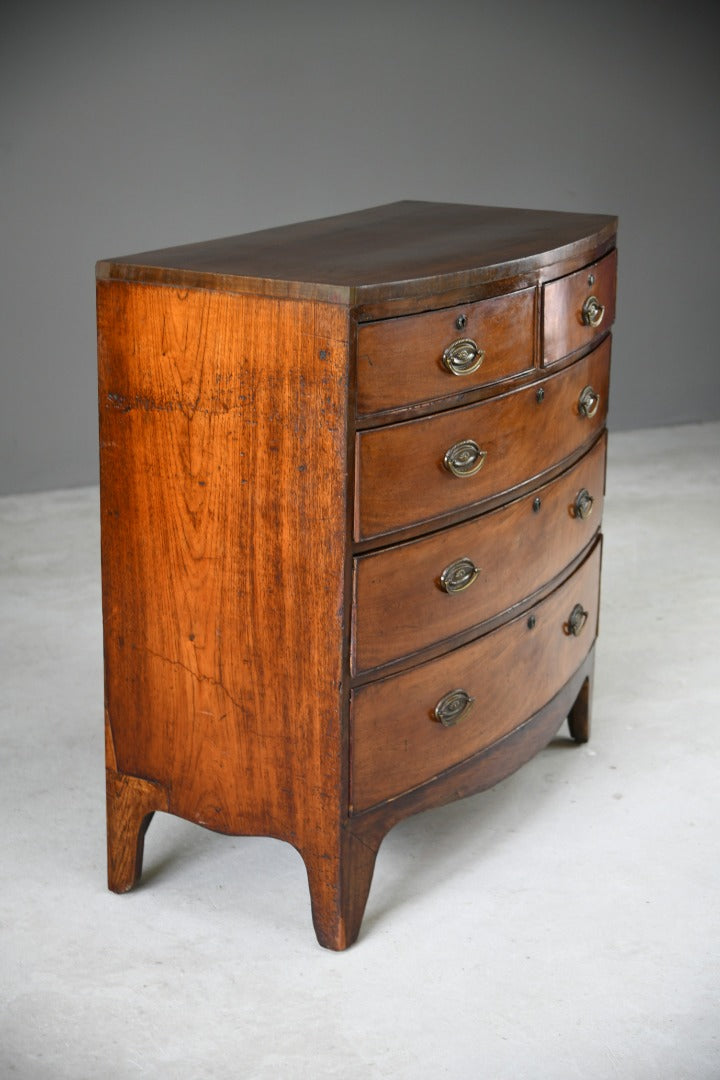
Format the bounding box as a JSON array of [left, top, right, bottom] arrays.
[[2, 0, 718, 496]]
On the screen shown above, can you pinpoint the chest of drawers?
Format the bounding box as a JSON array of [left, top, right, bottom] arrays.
[[97, 201, 617, 949]]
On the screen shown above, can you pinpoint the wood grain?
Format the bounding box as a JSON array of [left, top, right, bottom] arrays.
[[543, 248, 617, 364], [96, 201, 617, 306], [350, 645, 596, 835], [351, 542, 601, 812], [98, 202, 616, 948], [356, 286, 535, 414], [353, 432, 606, 673], [355, 336, 611, 541], [98, 280, 363, 946], [337, 648, 596, 941]]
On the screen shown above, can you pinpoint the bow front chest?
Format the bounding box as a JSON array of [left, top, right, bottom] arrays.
[[97, 201, 617, 948]]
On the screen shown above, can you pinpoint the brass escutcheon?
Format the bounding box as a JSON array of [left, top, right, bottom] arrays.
[[433, 688, 475, 727], [439, 556, 481, 594], [442, 338, 485, 376], [582, 294, 605, 328], [444, 439, 487, 478]]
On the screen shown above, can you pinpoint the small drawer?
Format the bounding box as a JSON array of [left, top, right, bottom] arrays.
[[355, 336, 611, 542], [351, 541, 601, 812], [356, 288, 535, 415], [353, 432, 606, 673], [543, 249, 617, 365]]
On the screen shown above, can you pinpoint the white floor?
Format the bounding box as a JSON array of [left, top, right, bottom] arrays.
[[1, 422, 719, 1080]]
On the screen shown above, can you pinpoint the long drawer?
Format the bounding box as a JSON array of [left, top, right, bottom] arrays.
[[351, 540, 601, 812], [352, 433, 605, 673], [355, 337, 610, 541]]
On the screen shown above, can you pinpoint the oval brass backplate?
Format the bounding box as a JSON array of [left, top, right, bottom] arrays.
[[442, 338, 485, 376], [578, 385, 600, 419], [581, 294, 605, 328], [433, 689, 475, 727], [443, 439, 487, 478], [439, 557, 481, 594], [573, 488, 594, 520]]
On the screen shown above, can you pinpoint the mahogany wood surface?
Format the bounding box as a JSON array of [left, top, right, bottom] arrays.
[[353, 433, 606, 673], [356, 337, 611, 541], [351, 542, 601, 811], [98, 280, 362, 948], [97, 201, 617, 305], [350, 645, 596, 837], [330, 645, 596, 946], [568, 673, 592, 743], [543, 249, 617, 365], [98, 201, 616, 948], [356, 286, 535, 415]]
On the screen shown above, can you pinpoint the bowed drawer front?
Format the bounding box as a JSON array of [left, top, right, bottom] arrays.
[[543, 248, 617, 365], [351, 541, 602, 812], [355, 337, 610, 541], [353, 432, 606, 674], [356, 286, 536, 414], [97, 200, 617, 950]]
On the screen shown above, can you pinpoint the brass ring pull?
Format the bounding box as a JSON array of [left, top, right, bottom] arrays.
[[573, 488, 594, 520], [582, 295, 605, 328], [433, 688, 475, 727], [442, 338, 485, 376], [566, 603, 588, 637], [578, 385, 600, 418], [439, 556, 481, 594], [443, 439, 487, 478]]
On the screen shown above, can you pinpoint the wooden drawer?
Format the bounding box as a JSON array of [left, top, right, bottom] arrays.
[[543, 249, 617, 365], [353, 433, 605, 674], [355, 337, 611, 541], [356, 288, 535, 415], [351, 541, 601, 812]]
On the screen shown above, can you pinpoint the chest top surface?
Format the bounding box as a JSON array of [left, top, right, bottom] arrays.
[[96, 200, 617, 304]]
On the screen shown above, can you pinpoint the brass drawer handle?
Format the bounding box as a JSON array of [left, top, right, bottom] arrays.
[[573, 488, 594, 520], [566, 603, 589, 637], [439, 556, 481, 594], [442, 338, 485, 376], [443, 439, 487, 478], [433, 689, 475, 727], [582, 294, 605, 328], [578, 385, 600, 418]]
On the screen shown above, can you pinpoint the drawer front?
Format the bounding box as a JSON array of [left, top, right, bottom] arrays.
[[353, 433, 606, 673], [543, 249, 617, 365], [351, 541, 601, 812], [355, 337, 610, 541], [357, 288, 535, 415]]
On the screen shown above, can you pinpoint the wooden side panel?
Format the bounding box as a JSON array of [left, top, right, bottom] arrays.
[[97, 282, 350, 851]]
